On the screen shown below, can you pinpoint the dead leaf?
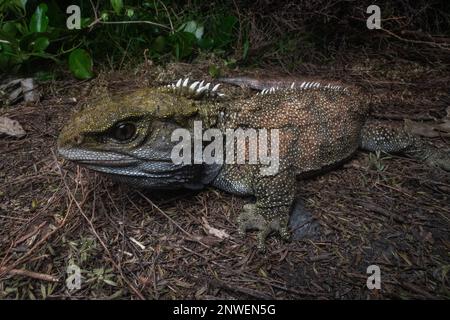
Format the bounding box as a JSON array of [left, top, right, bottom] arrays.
[[0, 116, 26, 138], [21, 78, 39, 102], [201, 217, 230, 240], [174, 279, 194, 288], [398, 252, 413, 266]]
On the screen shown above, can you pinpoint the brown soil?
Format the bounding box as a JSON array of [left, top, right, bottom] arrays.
[[0, 59, 449, 299]]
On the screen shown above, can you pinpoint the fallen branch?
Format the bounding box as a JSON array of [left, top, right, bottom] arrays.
[[1, 268, 59, 282]]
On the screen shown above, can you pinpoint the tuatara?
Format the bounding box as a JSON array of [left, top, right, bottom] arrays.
[[57, 77, 450, 250]]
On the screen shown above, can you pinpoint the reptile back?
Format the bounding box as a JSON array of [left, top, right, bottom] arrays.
[[227, 86, 369, 173]]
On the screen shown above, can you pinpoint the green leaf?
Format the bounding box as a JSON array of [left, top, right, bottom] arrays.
[[81, 18, 92, 28], [242, 38, 249, 60], [1, 0, 27, 15], [15, 21, 28, 35], [126, 8, 134, 18], [0, 42, 22, 71], [151, 35, 166, 53], [29, 3, 49, 33], [208, 65, 221, 78], [2, 22, 19, 38], [32, 37, 49, 52], [110, 0, 123, 15], [224, 58, 237, 68], [222, 15, 238, 32], [195, 26, 204, 41], [16, 0, 28, 12], [198, 37, 214, 50], [20, 32, 52, 53], [169, 32, 196, 60], [180, 20, 204, 40], [68, 49, 94, 80], [213, 15, 237, 48], [100, 11, 109, 21]]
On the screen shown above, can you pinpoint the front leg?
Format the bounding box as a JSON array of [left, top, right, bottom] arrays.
[[237, 172, 296, 251]]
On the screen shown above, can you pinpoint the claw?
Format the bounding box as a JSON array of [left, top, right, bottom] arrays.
[[256, 224, 273, 252], [237, 203, 290, 251], [279, 226, 290, 241], [256, 231, 268, 252]]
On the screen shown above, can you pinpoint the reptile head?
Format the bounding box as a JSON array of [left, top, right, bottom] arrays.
[[57, 86, 207, 188]]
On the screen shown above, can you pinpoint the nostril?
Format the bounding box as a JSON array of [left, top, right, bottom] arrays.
[[73, 135, 83, 145]]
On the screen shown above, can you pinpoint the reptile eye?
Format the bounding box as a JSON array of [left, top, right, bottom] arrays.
[[112, 122, 136, 141]]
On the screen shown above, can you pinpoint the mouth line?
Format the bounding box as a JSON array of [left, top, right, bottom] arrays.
[[84, 164, 181, 179], [59, 148, 189, 177], [78, 159, 140, 167]]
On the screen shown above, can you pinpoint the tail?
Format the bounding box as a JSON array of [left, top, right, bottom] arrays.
[[359, 123, 450, 171]]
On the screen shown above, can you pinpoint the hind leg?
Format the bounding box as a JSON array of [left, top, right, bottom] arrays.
[[359, 123, 450, 171]]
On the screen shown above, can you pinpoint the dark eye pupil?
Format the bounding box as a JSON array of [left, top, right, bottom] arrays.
[[113, 122, 136, 141]]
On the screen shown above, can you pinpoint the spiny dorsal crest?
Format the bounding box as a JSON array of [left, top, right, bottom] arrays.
[[164, 77, 225, 100], [257, 81, 349, 95]]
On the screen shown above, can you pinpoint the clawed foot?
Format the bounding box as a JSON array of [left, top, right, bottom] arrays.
[[237, 203, 290, 252]]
